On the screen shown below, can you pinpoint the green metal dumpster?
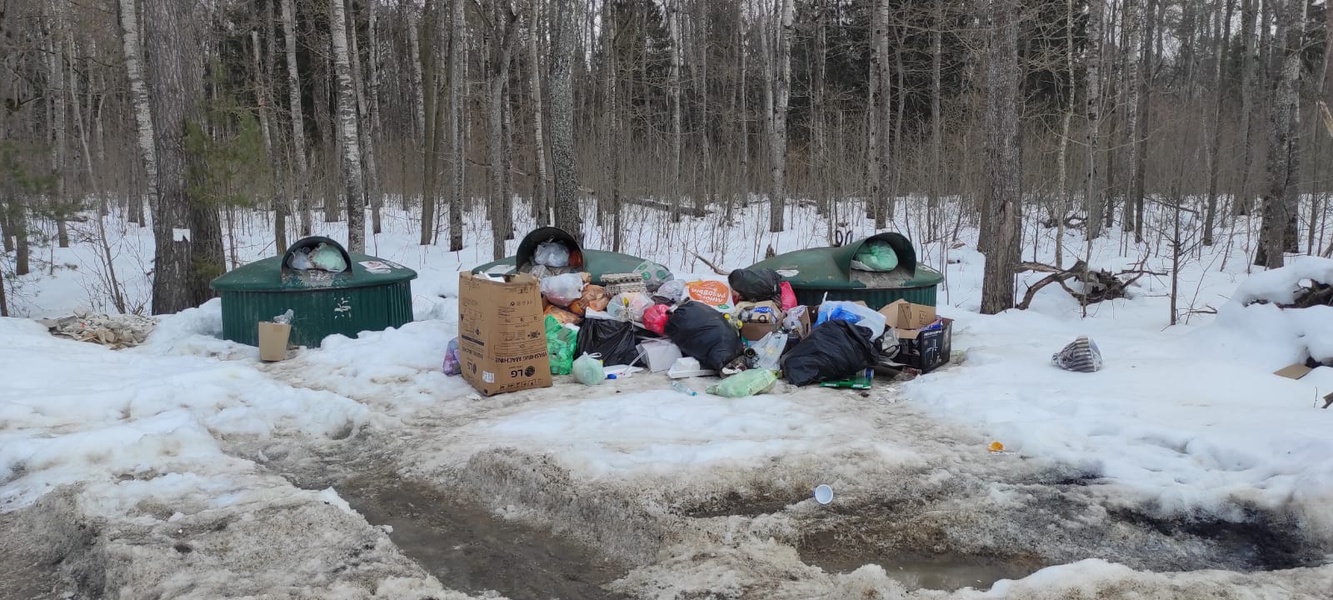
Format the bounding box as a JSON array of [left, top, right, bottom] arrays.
[[748, 232, 944, 309], [470, 226, 670, 285], [210, 236, 417, 348]]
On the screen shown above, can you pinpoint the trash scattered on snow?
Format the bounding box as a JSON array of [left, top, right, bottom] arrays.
[[1052, 336, 1103, 373], [814, 484, 834, 505], [40, 311, 157, 349]]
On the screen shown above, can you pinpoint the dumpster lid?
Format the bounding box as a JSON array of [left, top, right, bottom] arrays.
[[211, 238, 417, 293], [750, 232, 941, 290]]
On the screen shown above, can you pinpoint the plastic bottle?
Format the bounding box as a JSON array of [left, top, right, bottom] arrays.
[[671, 381, 698, 396]]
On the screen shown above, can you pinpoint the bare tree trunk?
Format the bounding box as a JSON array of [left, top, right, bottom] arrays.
[[872, 0, 891, 229], [601, 0, 622, 252], [1236, 0, 1259, 217], [551, 0, 582, 240], [1204, 0, 1234, 246], [1132, 0, 1156, 243], [1121, 0, 1143, 237], [348, 0, 382, 235], [527, 1, 549, 223], [929, 1, 943, 235], [282, 0, 312, 236], [1257, 0, 1306, 267], [487, 6, 518, 260], [768, 0, 793, 233], [141, 0, 223, 313], [447, 0, 465, 252], [252, 29, 286, 254], [419, 0, 442, 246], [330, 0, 365, 253], [668, 0, 683, 223], [117, 0, 157, 249], [407, 17, 427, 146], [45, 5, 70, 248], [981, 0, 1022, 315]]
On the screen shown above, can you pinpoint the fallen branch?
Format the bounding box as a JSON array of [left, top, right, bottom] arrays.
[[687, 249, 730, 276], [1015, 259, 1157, 309]]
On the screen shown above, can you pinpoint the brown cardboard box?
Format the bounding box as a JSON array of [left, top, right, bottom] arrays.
[[880, 299, 937, 334], [257, 322, 291, 361], [879, 300, 951, 373], [740, 321, 779, 341], [457, 272, 553, 396]]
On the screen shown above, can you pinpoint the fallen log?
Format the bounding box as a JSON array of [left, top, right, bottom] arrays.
[[1015, 259, 1161, 309]]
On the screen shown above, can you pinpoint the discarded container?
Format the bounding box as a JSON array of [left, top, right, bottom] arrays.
[[456, 273, 553, 396], [814, 485, 834, 505], [671, 381, 698, 396], [747, 232, 943, 309], [211, 237, 416, 348]]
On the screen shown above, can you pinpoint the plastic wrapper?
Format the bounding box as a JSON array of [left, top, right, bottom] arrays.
[[535, 241, 571, 268], [779, 282, 798, 311], [782, 321, 880, 386], [575, 318, 641, 366], [442, 338, 462, 375], [607, 292, 654, 323], [1052, 336, 1103, 373], [581, 285, 611, 313], [642, 304, 670, 336], [545, 305, 582, 326], [850, 240, 899, 272], [707, 369, 778, 398], [750, 331, 788, 371], [666, 300, 745, 372], [654, 279, 687, 304], [815, 301, 886, 339], [728, 268, 783, 303], [540, 273, 586, 307], [286, 249, 314, 270], [633, 261, 674, 292], [573, 353, 605, 385], [309, 243, 348, 272], [546, 316, 576, 375]]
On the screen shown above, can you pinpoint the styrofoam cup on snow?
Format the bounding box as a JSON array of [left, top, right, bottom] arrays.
[[813, 484, 833, 505]]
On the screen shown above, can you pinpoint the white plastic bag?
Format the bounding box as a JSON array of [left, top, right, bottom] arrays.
[[653, 279, 687, 304], [816, 301, 886, 339], [540, 273, 586, 307], [751, 331, 788, 371], [607, 292, 654, 323], [535, 242, 571, 268]]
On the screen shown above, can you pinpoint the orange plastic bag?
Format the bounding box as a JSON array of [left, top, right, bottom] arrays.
[[581, 284, 611, 313], [545, 305, 582, 326]]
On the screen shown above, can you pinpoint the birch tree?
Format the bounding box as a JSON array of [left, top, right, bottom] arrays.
[[768, 0, 793, 233], [330, 0, 366, 253], [1257, 0, 1306, 267], [486, 3, 519, 260]]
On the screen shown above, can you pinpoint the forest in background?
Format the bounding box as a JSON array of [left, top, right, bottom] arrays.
[[1, 0, 1331, 315]]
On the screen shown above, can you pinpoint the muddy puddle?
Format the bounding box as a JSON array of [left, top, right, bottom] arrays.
[[335, 473, 630, 600]]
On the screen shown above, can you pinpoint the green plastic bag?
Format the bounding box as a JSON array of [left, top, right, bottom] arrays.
[[851, 241, 898, 272], [546, 315, 576, 375], [573, 353, 605, 385], [707, 369, 778, 398]]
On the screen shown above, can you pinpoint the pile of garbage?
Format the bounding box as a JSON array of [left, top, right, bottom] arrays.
[[446, 258, 959, 398], [285, 242, 348, 273], [40, 311, 157, 349]]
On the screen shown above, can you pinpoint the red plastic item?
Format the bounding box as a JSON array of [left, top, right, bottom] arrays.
[[643, 303, 670, 336], [779, 281, 798, 311]]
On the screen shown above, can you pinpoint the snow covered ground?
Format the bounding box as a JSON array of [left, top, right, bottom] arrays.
[[3, 199, 1333, 599]]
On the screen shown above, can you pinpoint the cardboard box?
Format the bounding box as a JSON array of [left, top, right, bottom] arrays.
[[257, 322, 291, 361], [880, 300, 951, 373], [881, 299, 937, 330], [457, 272, 553, 396]]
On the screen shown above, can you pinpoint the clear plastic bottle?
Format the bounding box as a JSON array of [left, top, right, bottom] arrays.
[[671, 381, 698, 396]]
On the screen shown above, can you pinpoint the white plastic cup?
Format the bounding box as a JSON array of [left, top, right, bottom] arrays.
[[813, 484, 833, 505]]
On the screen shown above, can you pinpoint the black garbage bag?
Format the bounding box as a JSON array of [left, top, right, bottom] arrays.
[[665, 300, 746, 372], [782, 320, 880, 386], [728, 267, 783, 303], [576, 318, 641, 366]]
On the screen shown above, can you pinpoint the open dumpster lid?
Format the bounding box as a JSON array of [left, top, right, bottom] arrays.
[[749, 232, 940, 290]]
